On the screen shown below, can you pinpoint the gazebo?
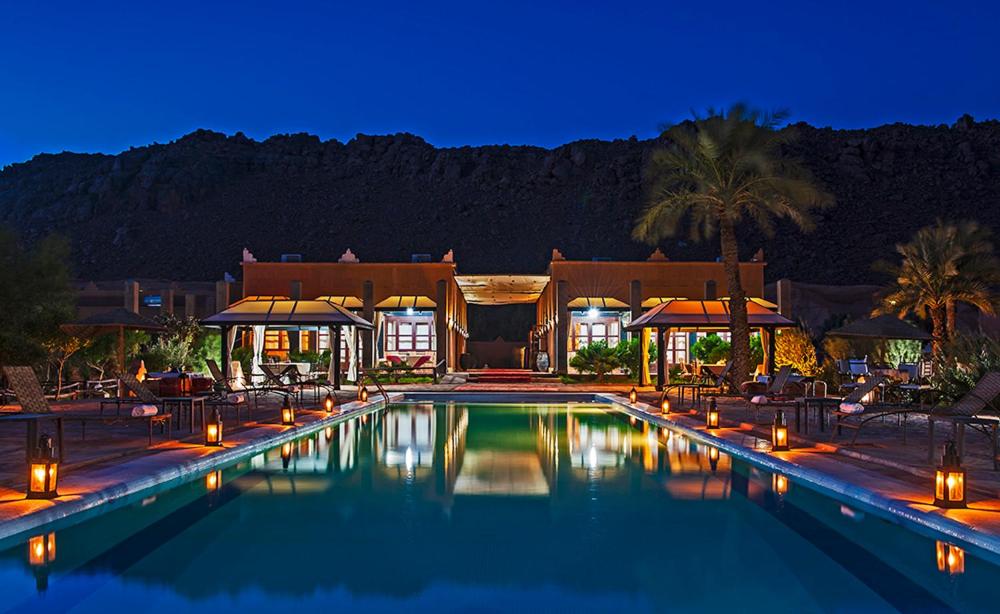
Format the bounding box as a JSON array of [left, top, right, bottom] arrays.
[[625, 299, 796, 390], [202, 297, 374, 389]]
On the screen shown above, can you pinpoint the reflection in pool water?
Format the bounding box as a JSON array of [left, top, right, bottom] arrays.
[[2, 402, 999, 613]]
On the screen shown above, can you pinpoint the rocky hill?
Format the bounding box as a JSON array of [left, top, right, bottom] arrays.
[[1, 115, 999, 285]]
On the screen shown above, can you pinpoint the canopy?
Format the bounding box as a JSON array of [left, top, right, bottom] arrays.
[[567, 296, 630, 309], [61, 307, 165, 337], [625, 299, 794, 331], [455, 275, 550, 305], [826, 315, 932, 341], [202, 298, 373, 329]]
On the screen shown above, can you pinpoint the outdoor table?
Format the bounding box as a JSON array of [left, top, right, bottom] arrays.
[[162, 395, 208, 433], [669, 383, 703, 410], [794, 397, 840, 434], [273, 362, 311, 377]]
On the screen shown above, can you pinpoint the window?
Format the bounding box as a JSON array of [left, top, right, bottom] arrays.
[[663, 332, 688, 365], [570, 314, 621, 349], [385, 314, 435, 354], [316, 329, 350, 357]]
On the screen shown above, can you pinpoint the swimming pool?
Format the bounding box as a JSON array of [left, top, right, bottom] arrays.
[[3, 400, 998, 612]]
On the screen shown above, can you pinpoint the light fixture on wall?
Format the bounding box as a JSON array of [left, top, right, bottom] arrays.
[[587, 307, 599, 319]]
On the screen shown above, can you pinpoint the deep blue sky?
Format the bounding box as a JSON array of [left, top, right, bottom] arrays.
[[2, 0, 998, 167]]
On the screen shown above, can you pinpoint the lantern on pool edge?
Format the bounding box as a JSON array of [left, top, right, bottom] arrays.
[[324, 393, 336, 414], [706, 397, 720, 430], [280, 397, 295, 426], [658, 391, 671, 414], [628, 387, 638, 404], [934, 441, 966, 508], [358, 386, 369, 403], [205, 408, 223, 446], [771, 409, 789, 452], [936, 541, 965, 575], [27, 434, 59, 499]]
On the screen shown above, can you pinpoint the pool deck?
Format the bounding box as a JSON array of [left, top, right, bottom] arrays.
[[3, 383, 1000, 559]]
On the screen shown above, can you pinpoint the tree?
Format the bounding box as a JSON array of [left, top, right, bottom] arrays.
[[634, 105, 832, 384], [43, 334, 90, 399], [874, 220, 999, 356], [690, 334, 731, 364], [0, 227, 75, 366], [615, 338, 657, 381], [774, 327, 818, 376], [569, 341, 620, 382]]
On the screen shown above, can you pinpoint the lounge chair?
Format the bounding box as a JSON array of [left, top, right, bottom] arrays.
[[259, 363, 306, 406], [744, 366, 797, 423], [205, 359, 253, 423], [829, 376, 889, 442], [3, 366, 172, 447], [926, 372, 1000, 469]]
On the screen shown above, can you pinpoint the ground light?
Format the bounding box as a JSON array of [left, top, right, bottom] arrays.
[[281, 397, 295, 426], [706, 397, 720, 430], [358, 386, 369, 403], [205, 408, 223, 446], [28, 532, 55, 592], [771, 409, 789, 452], [936, 541, 965, 575], [27, 434, 59, 499], [324, 393, 336, 414], [628, 387, 637, 404], [934, 441, 966, 508]]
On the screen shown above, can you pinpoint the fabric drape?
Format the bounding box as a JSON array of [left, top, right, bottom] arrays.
[[640, 327, 651, 386], [251, 325, 266, 383]]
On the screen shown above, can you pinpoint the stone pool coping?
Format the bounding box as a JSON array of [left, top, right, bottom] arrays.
[[0, 393, 401, 545], [596, 393, 1000, 562]]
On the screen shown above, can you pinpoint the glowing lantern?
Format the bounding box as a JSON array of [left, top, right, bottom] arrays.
[[205, 470, 222, 492], [708, 446, 720, 472], [772, 473, 789, 495], [358, 386, 369, 403], [936, 541, 965, 575], [178, 371, 191, 395], [324, 393, 335, 414], [934, 441, 966, 508], [628, 387, 638, 404], [27, 532, 56, 592], [706, 397, 720, 430], [205, 408, 223, 446], [281, 442, 292, 469], [280, 397, 295, 426], [659, 391, 671, 414], [325, 426, 334, 442], [771, 409, 789, 452], [27, 434, 59, 499]]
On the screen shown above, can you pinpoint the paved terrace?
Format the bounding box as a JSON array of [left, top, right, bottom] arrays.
[[2, 383, 1000, 554]]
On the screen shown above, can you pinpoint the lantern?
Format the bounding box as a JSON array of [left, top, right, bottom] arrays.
[[708, 446, 720, 472], [281, 442, 292, 469], [659, 391, 671, 414], [772, 473, 789, 496], [325, 426, 334, 442], [628, 387, 638, 404], [280, 397, 295, 426], [936, 541, 965, 575], [27, 434, 59, 499], [324, 393, 336, 414], [358, 386, 369, 403], [205, 408, 223, 446], [934, 441, 966, 508], [771, 409, 789, 452], [706, 397, 720, 430], [205, 469, 222, 492], [178, 371, 191, 395]]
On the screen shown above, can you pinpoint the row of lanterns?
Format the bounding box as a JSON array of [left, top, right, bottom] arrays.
[[623, 386, 967, 510]]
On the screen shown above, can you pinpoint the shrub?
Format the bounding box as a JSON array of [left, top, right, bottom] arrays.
[[775, 328, 819, 376], [932, 334, 1000, 403], [615, 338, 657, 380], [569, 341, 620, 382], [691, 334, 731, 364]]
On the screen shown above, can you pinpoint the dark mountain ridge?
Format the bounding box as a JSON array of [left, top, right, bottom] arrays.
[[2, 115, 999, 284]]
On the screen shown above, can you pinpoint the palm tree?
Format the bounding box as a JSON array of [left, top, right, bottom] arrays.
[[874, 220, 999, 356], [633, 104, 832, 383]]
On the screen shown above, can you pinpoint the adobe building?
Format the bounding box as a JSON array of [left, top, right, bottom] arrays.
[[236, 247, 766, 375]]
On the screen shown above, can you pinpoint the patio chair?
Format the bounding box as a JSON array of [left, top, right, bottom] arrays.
[[744, 366, 797, 423], [699, 361, 735, 395], [205, 359, 253, 423], [259, 363, 305, 406], [3, 366, 172, 446], [829, 376, 889, 442], [925, 372, 1000, 469]]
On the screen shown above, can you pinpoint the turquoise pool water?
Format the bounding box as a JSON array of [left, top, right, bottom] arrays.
[[3, 401, 999, 613]]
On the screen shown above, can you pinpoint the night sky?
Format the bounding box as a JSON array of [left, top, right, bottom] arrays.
[[2, 0, 998, 167]]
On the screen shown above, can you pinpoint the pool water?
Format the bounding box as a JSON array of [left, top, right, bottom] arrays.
[[3, 402, 999, 613]]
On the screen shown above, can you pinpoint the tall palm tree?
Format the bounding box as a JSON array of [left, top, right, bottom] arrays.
[[634, 105, 832, 383], [874, 220, 999, 356]]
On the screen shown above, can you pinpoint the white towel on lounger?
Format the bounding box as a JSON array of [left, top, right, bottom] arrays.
[[131, 404, 158, 417]]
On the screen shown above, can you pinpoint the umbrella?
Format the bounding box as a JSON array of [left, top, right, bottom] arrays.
[[61, 308, 166, 374], [825, 315, 932, 341]]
